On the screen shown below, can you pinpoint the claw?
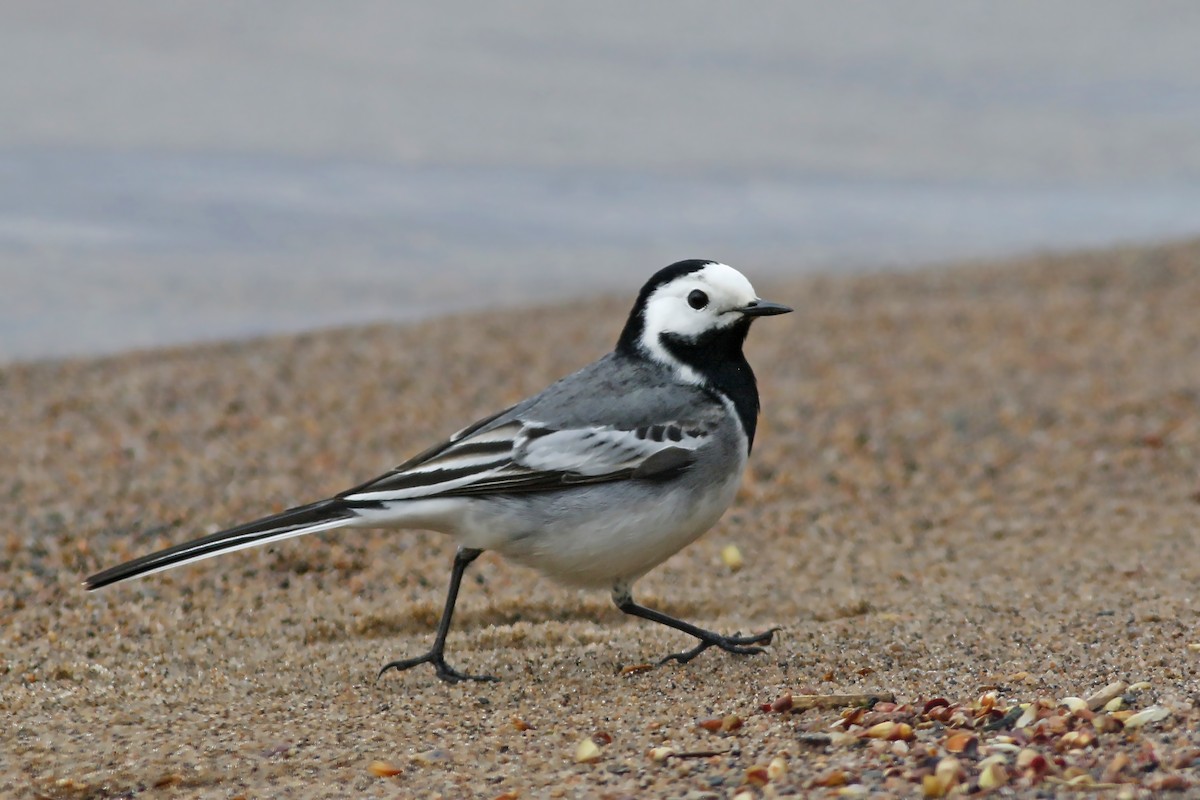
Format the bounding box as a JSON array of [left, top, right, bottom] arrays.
[[375, 547, 498, 685], [614, 587, 780, 669], [658, 641, 713, 665], [377, 652, 498, 684], [657, 627, 779, 665], [744, 626, 780, 646]]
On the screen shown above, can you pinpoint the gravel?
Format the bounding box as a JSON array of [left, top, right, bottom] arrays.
[[3, 239, 1199, 798]]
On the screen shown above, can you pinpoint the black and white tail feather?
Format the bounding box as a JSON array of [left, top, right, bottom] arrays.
[[85, 259, 792, 683], [84, 413, 708, 588]]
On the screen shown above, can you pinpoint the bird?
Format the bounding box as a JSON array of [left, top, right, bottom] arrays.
[[85, 260, 792, 683]]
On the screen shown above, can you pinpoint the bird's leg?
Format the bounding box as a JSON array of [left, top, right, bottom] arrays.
[[612, 583, 779, 665], [377, 547, 499, 683]]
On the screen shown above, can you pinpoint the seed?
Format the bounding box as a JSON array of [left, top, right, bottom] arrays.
[[813, 769, 847, 787], [1043, 714, 1069, 735], [648, 746, 674, 762], [1123, 705, 1170, 729], [927, 705, 954, 723], [1059, 696, 1088, 713], [944, 733, 976, 754], [368, 760, 402, 777], [864, 721, 896, 739], [924, 758, 963, 797], [698, 714, 743, 733], [864, 720, 912, 740], [922, 774, 946, 798], [978, 754, 1008, 770], [720, 544, 744, 571], [1016, 749, 1047, 772], [1059, 730, 1094, 750], [576, 738, 604, 762], [922, 698, 951, 715], [935, 756, 963, 785], [745, 765, 770, 786], [1085, 680, 1129, 711], [978, 763, 1009, 790], [574, 738, 602, 763]]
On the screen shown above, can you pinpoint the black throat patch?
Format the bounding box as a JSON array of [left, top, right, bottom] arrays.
[[659, 320, 761, 452]]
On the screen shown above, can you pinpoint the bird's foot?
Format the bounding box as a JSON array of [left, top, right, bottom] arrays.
[[658, 626, 780, 665], [377, 651, 499, 683]]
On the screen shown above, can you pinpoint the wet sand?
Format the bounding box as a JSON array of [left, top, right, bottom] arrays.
[[3, 240, 1199, 798]]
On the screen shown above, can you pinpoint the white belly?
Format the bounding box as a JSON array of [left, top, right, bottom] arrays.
[[349, 436, 749, 589], [456, 469, 745, 588]]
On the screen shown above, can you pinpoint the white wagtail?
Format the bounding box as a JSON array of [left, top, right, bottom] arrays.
[[86, 260, 792, 682]]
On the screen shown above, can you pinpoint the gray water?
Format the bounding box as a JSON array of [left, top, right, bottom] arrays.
[[2, 2, 1199, 362]]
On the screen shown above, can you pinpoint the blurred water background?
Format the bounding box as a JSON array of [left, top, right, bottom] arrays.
[[2, 2, 1198, 362]]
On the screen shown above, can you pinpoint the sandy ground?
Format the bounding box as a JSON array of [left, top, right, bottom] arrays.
[[3, 241, 1200, 798]]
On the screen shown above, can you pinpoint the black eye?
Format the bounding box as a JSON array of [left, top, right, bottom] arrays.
[[687, 289, 709, 310]]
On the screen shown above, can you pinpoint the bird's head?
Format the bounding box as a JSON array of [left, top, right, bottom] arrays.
[[617, 260, 791, 383]]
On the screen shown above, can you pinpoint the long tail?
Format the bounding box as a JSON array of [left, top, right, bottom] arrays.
[[84, 499, 359, 589]]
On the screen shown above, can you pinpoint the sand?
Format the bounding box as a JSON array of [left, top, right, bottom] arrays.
[[3, 240, 1199, 799]]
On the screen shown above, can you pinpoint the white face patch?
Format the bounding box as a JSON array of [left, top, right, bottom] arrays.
[[638, 263, 761, 382]]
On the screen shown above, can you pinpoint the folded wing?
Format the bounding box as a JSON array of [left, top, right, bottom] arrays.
[[341, 419, 710, 503]]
